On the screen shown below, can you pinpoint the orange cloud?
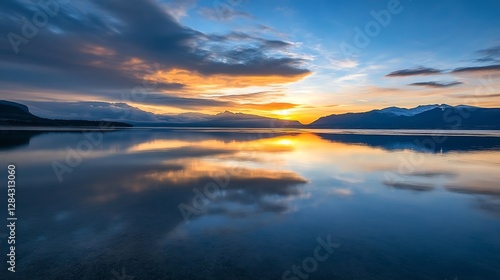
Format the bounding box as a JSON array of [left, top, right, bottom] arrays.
[[244, 102, 298, 110], [81, 44, 116, 56], [152, 68, 310, 91]]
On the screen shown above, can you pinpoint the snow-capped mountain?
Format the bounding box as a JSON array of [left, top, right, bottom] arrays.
[[311, 104, 500, 129], [5, 100, 498, 129], [378, 104, 455, 116]]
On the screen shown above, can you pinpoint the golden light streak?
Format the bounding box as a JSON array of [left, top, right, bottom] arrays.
[[153, 68, 311, 91]]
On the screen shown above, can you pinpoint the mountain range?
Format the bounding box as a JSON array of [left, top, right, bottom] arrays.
[[143, 110, 302, 128], [311, 104, 500, 129], [0, 100, 131, 127], [1, 101, 499, 129]]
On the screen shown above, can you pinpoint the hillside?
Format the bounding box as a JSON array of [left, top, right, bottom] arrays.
[[0, 101, 132, 127]]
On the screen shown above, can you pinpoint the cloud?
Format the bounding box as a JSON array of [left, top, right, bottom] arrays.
[[152, 68, 307, 91], [408, 81, 463, 88], [207, 32, 294, 49], [212, 91, 285, 101], [162, 0, 197, 20], [198, 6, 253, 21], [451, 64, 500, 74], [243, 102, 298, 111], [475, 45, 500, 63], [336, 73, 366, 82], [457, 93, 500, 99], [385, 67, 442, 77], [338, 60, 359, 68], [125, 92, 299, 112], [0, 0, 310, 102], [22, 101, 159, 122]]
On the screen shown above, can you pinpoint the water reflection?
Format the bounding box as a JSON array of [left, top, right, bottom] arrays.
[[1, 129, 499, 279], [0, 130, 42, 150], [318, 133, 500, 152]]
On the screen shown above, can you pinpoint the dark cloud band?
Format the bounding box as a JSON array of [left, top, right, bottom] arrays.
[[408, 81, 463, 88], [386, 67, 442, 77], [451, 64, 500, 74], [0, 0, 310, 100]]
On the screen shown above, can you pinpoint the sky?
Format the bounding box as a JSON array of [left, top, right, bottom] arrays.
[[0, 0, 499, 124]]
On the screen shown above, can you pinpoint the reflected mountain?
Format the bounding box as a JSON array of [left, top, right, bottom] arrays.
[[318, 133, 500, 153], [0, 130, 42, 150]]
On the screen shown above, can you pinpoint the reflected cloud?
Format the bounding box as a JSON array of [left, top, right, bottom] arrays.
[[445, 180, 500, 216], [1, 128, 500, 279], [6, 129, 310, 277], [404, 171, 457, 178], [334, 173, 364, 184], [329, 188, 354, 196], [445, 181, 500, 197], [475, 197, 500, 217], [383, 181, 435, 192]]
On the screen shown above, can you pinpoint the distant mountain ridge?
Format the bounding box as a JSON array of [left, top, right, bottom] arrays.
[[146, 110, 303, 128], [376, 104, 479, 117], [1, 101, 499, 129], [0, 100, 35, 120], [0, 100, 132, 127], [311, 104, 500, 130], [377, 104, 448, 116]]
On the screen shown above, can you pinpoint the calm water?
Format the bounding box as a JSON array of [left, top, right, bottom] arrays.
[[1, 128, 500, 279]]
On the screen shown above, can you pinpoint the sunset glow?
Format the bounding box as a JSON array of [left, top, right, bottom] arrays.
[[1, 0, 498, 124]]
